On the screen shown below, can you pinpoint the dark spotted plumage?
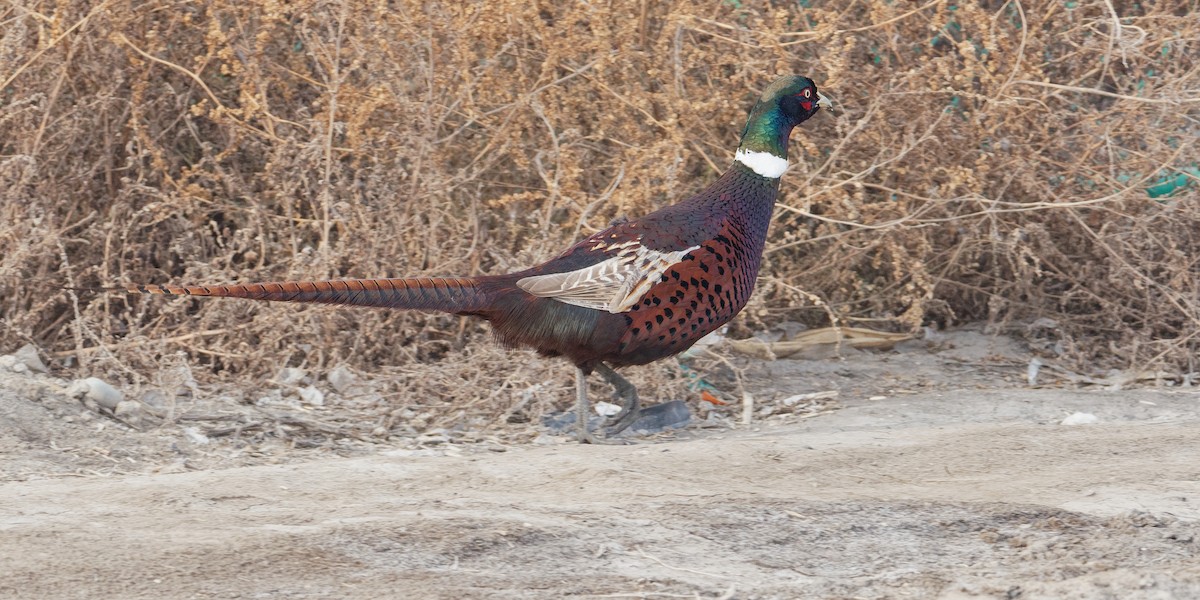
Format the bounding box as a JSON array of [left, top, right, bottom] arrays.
[[606, 164, 778, 367], [123, 76, 828, 443]]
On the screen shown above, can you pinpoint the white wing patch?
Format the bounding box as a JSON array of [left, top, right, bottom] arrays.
[[516, 239, 700, 313]]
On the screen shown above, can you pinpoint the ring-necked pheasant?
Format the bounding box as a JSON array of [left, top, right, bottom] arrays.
[[125, 76, 828, 443]]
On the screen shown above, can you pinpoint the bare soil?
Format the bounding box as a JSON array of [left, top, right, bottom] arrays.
[[2, 330, 1198, 599]]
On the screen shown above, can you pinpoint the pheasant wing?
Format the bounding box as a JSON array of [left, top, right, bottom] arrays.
[[516, 239, 699, 313]]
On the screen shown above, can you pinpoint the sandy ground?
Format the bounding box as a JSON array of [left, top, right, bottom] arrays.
[[2, 330, 1198, 599]]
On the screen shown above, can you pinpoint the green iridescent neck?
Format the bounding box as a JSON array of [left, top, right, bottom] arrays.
[[737, 107, 792, 158]]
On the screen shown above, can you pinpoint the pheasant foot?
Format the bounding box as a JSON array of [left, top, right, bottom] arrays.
[[595, 363, 641, 437]]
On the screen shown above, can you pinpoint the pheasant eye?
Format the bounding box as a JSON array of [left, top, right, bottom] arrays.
[[801, 88, 812, 98]]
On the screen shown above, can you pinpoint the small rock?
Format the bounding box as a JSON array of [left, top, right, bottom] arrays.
[[593, 401, 621, 417], [183, 427, 210, 445], [628, 400, 691, 434], [114, 400, 143, 425], [68, 377, 123, 410], [1061, 412, 1099, 425], [297, 385, 325, 406], [10, 361, 28, 374], [679, 330, 725, 358], [1027, 358, 1043, 386], [255, 389, 285, 406], [741, 391, 755, 425], [275, 367, 307, 386], [14, 344, 48, 373], [326, 365, 358, 393]]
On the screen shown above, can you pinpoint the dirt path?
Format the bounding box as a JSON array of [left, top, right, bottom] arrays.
[[3, 382, 1198, 599]]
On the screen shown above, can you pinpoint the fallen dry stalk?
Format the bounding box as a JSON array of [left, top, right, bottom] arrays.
[[727, 327, 916, 360]]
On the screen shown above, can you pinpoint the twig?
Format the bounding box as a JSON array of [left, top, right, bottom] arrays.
[[2, 0, 114, 90], [996, 0, 1029, 100], [315, 0, 350, 262], [1012, 80, 1198, 105], [788, 0, 945, 42], [113, 33, 284, 142], [206, 421, 265, 438], [50, 327, 244, 357]]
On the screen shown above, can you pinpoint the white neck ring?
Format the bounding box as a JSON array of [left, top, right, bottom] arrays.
[[734, 149, 788, 178]]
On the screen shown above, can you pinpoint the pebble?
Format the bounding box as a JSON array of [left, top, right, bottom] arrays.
[[593, 401, 621, 417], [114, 400, 143, 425], [326, 365, 358, 393], [255, 389, 285, 406], [275, 367, 307, 386], [14, 344, 48, 373], [183, 427, 210, 445], [68, 377, 124, 410], [1061, 412, 1099, 425], [627, 400, 691, 434], [1027, 357, 1044, 386], [297, 385, 325, 406]]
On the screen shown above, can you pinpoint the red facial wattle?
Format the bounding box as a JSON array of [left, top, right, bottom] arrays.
[[795, 88, 815, 112]]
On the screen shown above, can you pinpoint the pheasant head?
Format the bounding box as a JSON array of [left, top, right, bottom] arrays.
[[735, 75, 830, 178]]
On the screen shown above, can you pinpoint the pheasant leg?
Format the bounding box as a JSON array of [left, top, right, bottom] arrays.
[[574, 367, 598, 443], [595, 363, 641, 437], [575, 366, 627, 444]]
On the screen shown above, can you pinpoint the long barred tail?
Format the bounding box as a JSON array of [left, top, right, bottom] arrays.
[[127, 277, 489, 314]]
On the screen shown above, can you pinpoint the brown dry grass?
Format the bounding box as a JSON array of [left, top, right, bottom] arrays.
[[2, 1, 1198, 429]]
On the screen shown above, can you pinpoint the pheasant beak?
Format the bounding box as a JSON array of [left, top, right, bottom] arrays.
[[816, 93, 832, 110]]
